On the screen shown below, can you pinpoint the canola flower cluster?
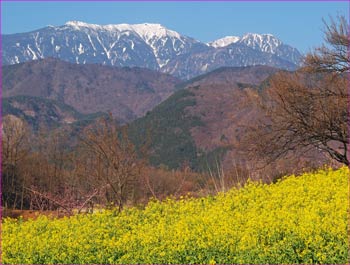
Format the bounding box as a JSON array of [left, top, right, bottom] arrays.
[[2, 167, 349, 264]]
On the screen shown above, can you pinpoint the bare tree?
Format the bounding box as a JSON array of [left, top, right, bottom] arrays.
[[2, 115, 30, 209], [253, 72, 348, 165], [244, 16, 349, 167], [2, 115, 29, 172], [79, 116, 143, 211], [304, 15, 349, 74]]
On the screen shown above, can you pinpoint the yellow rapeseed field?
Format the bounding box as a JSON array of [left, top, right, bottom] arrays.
[[2, 167, 349, 264]]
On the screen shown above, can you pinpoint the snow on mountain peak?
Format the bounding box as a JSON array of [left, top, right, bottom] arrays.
[[208, 33, 283, 53], [240, 33, 282, 53], [4, 22, 302, 79], [65, 21, 101, 29], [61, 21, 196, 69], [242, 33, 280, 42], [127, 23, 182, 41], [65, 21, 87, 26], [64, 21, 182, 41], [208, 36, 240, 48]]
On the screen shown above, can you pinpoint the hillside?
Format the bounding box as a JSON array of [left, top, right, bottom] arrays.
[[128, 65, 280, 170], [3, 167, 348, 264], [2, 95, 106, 131], [2, 58, 181, 123]]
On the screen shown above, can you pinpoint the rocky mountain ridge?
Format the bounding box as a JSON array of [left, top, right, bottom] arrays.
[[3, 21, 302, 79]]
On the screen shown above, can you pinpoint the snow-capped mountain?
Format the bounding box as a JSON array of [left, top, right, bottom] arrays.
[[239, 33, 281, 53], [2, 21, 302, 79], [208, 36, 240, 48], [62, 21, 203, 68]]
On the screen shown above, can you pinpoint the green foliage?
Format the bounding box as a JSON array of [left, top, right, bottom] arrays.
[[129, 89, 204, 169], [3, 167, 348, 264], [174, 66, 233, 90]]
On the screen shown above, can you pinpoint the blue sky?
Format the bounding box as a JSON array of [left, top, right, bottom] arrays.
[[1, 1, 349, 53]]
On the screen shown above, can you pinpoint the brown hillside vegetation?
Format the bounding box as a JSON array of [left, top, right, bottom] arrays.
[[243, 15, 349, 169], [128, 65, 329, 178], [184, 67, 329, 176], [2, 58, 181, 123], [183, 66, 278, 152]]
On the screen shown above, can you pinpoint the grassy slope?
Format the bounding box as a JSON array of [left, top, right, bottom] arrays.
[[3, 167, 348, 264]]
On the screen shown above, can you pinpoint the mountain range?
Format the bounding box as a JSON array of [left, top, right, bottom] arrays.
[[2, 58, 279, 169], [3, 59, 324, 172], [3, 21, 302, 79], [2, 22, 317, 172]]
